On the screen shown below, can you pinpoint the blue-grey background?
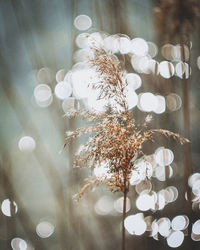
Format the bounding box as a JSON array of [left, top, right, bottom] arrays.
[[0, 0, 200, 249]]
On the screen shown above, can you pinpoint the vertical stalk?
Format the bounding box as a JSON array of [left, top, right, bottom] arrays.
[[181, 41, 192, 200], [122, 182, 127, 250]]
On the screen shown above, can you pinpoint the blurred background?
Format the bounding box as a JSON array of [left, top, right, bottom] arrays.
[[0, 0, 200, 249]]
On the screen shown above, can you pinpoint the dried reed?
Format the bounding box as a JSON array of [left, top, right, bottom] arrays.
[[66, 45, 188, 250]]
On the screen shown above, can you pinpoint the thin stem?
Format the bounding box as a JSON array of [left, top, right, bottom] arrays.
[[181, 41, 192, 200], [122, 184, 127, 250]]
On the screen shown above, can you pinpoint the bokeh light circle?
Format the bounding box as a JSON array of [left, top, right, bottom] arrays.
[[74, 15, 92, 31]]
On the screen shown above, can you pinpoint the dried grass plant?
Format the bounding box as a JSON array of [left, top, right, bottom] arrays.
[[65, 46, 189, 250]]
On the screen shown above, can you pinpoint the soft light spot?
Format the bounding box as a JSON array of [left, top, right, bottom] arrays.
[[75, 33, 89, 48], [56, 69, 66, 83], [157, 192, 166, 210], [173, 44, 190, 61], [155, 166, 166, 181], [126, 73, 142, 90], [95, 196, 113, 215], [62, 97, 79, 113], [136, 193, 153, 211], [124, 90, 138, 110], [125, 213, 147, 235], [37, 67, 52, 83], [18, 136, 36, 152], [87, 88, 108, 112], [119, 37, 131, 54], [154, 148, 174, 166], [161, 44, 174, 61], [153, 95, 166, 114], [87, 32, 105, 47], [192, 219, 200, 235], [34, 84, 52, 107], [1, 199, 18, 217], [73, 48, 94, 62], [131, 38, 148, 56], [71, 68, 98, 99], [192, 179, 200, 197], [166, 93, 182, 112], [148, 59, 159, 74], [11, 238, 27, 250], [138, 92, 158, 112], [74, 15, 92, 31], [157, 217, 171, 237], [147, 42, 158, 58], [36, 221, 54, 238], [93, 162, 112, 179], [167, 231, 184, 248], [54, 81, 72, 100], [129, 170, 142, 185], [135, 180, 152, 194], [197, 56, 200, 70], [175, 62, 185, 78], [159, 61, 174, 78], [114, 197, 131, 213], [104, 35, 119, 53], [151, 220, 159, 236], [188, 173, 200, 188], [171, 215, 189, 231], [166, 186, 178, 202], [134, 160, 153, 180], [138, 56, 151, 73]]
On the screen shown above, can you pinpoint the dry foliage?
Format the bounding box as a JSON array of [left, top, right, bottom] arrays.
[[66, 46, 189, 201]]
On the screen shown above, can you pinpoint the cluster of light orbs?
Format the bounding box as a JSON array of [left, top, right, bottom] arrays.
[[154, 147, 174, 167], [135, 186, 178, 212], [137, 92, 166, 114], [129, 160, 153, 186], [94, 193, 197, 247], [50, 17, 191, 115], [130, 147, 174, 187], [150, 216, 189, 247], [74, 31, 192, 81], [94, 196, 131, 215], [161, 44, 190, 62], [33, 28, 187, 115], [128, 147, 176, 212], [75, 31, 155, 57], [188, 173, 200, 208], [124, 213, 189, 247], [175, 62, 191, 79], [11, 238, 27, 250], [10, 221, 54, 249]]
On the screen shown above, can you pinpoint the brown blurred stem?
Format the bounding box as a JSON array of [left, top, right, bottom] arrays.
[[122, 180, 127, 250], [181, 41, 192, 200]]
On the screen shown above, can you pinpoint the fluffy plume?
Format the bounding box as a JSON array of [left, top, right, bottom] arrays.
[[66, 46, 188, 201]]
